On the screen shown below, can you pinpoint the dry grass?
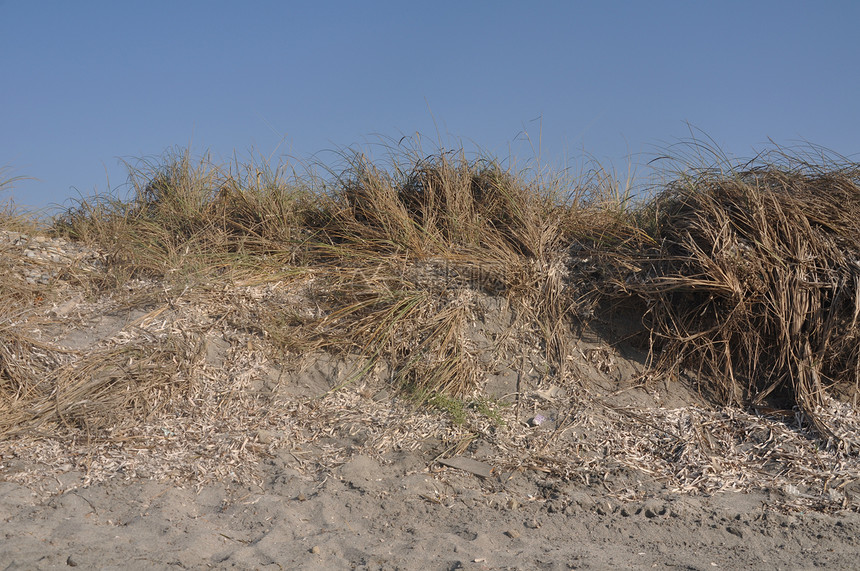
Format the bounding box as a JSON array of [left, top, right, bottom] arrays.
[[6, 143, 628, 440], [598, 147, 860, 446], [50, 144, 622, 399], [55, 149, 314, 284], [2, 142, 860, 506]]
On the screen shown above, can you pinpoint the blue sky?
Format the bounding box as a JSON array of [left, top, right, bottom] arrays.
[[2, 0, 859, 211]]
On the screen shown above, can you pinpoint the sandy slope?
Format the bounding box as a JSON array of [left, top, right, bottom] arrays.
[[2, 230, 860, 570]]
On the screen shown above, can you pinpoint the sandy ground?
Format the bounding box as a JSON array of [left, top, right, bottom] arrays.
[[2, 231, 860, 570], [2, 449, 859, 570]]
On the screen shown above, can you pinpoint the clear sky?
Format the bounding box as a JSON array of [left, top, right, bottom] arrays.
[[2, 0, 859, 211]]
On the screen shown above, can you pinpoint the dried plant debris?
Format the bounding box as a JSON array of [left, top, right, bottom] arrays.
[[1, 143, 859, 515], [596, 154, 860, 444]]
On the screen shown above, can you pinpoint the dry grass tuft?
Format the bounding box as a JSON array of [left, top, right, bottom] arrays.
[[55, 148, 313, 283], [0, 333, 200, 438], [600, 147, 860, 445], [306, 148, 605, 394]]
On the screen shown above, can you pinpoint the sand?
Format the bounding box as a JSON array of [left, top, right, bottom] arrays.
[[2, 450, 859, 570], [2, 230, 860, 570]]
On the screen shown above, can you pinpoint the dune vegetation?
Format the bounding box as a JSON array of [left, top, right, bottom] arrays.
[[2, 141, 860, 476]]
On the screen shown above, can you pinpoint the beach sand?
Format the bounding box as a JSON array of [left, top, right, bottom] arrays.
[[2, 449, 859, 570], [2, 230, 859, 570]]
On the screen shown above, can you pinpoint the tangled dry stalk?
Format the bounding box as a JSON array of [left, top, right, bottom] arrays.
[[598, 151, 860, 451]]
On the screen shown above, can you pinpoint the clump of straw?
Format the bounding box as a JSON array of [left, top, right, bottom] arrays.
[[603, 149, 860, 443]]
